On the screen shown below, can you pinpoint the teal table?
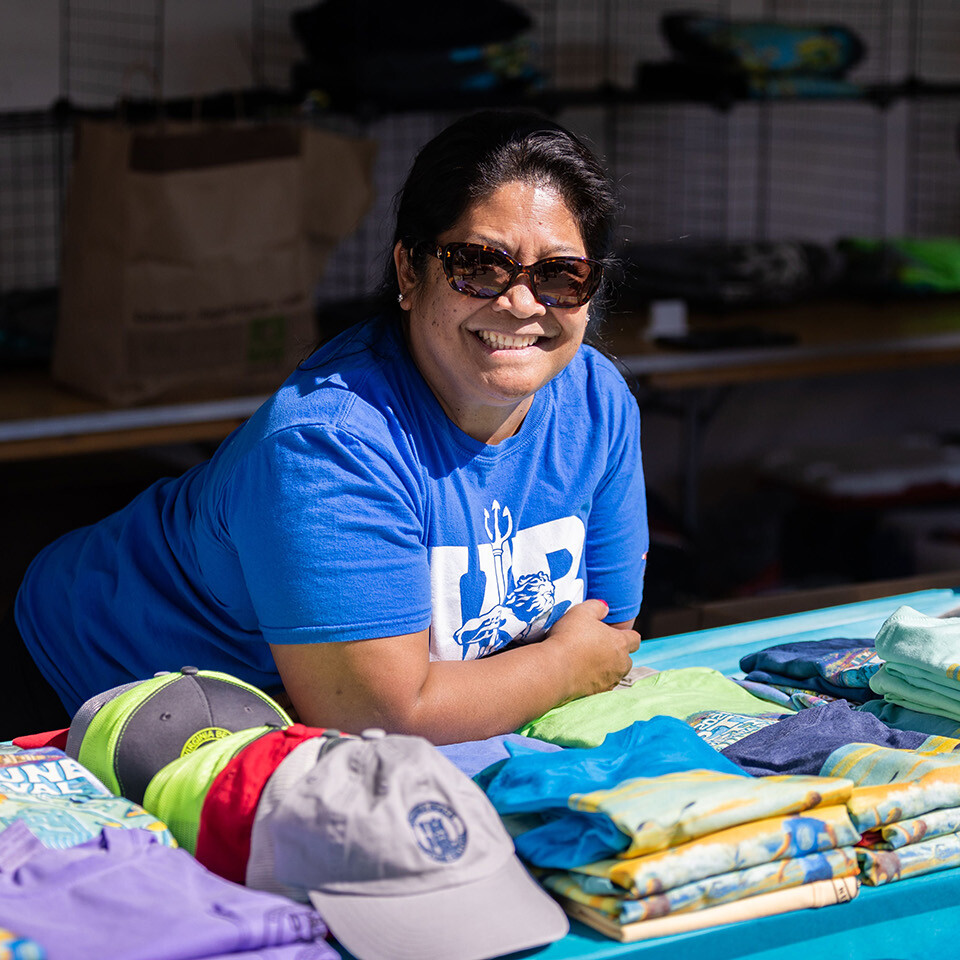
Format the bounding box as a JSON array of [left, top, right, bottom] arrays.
[[517, 588, 960, 960]]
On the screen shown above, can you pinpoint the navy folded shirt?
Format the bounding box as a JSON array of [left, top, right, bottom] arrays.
[[721, 699, 928, 776], [740, 636, 882, 704]]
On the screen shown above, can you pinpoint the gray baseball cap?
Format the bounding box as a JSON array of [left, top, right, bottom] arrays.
[[246, 730, 568, 960]]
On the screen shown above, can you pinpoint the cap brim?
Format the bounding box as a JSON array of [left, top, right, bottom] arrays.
[[308, 852, 568, 960]]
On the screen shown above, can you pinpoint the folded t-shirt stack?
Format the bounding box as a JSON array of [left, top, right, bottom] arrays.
[[737, 636, 883, 707], [478, 718, 860, 932], [869, 606, 960, 723], [821, 739, 960, 886]]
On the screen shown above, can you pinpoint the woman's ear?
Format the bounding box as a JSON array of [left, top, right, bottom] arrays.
[[393, 241, 417, 311]]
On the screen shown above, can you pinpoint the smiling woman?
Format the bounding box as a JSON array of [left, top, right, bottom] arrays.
[[398, 179, 591, 444], [7, 111, 648, 745]]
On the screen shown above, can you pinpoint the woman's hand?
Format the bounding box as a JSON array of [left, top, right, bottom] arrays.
[[542, 599, 641, 701]]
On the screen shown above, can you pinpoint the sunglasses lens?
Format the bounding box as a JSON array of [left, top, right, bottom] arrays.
[[533, 259, 599, 307], [446, 245, 514, 298], [440, 243, 601, 306]]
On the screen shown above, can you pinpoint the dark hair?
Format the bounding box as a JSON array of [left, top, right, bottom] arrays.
[[379, 109, 620, 313]]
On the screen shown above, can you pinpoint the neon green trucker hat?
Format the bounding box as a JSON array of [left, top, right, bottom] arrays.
[[65, 666, 291, 804]]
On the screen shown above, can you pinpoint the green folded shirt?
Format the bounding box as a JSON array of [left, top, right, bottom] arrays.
[[518, 667, 791, 748]]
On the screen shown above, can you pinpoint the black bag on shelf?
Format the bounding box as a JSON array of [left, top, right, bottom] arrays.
[[291, 0, 532, 57], [289, 0, 540, 111], [291, 41, 542, 112]]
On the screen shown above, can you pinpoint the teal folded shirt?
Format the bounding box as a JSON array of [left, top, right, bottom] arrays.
[[874, 605, 960, 678], [870, 666, 960, 722], [859, 699, 960, 738], [867, 605, 960, 722]]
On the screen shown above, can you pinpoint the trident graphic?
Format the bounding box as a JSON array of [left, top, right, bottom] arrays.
[[483, 500, 513, 602]]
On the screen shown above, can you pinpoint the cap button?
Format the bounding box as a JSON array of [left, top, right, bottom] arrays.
[[361, 728, 386, 740], [180, 666, 199, 676]]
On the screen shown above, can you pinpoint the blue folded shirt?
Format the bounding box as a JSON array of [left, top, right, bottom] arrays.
[[477, 717, 744, 867]]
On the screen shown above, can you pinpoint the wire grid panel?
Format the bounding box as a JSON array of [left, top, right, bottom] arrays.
[[612, 105, 731, 244], [63, 0, 165, 107], [722, 107, 765, 241], [519, 0, 730, 89], [907, 98, 960, 237], [252, 0, 303, 89], [761, 102, 889, 241], [912, 0, 960, 79], [312, 112, 457, 306], [519, 0, 624, 89], [0, 118, 69, 294]]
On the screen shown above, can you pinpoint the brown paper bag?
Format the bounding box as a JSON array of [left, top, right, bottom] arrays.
[[52, 118, 376, 404]]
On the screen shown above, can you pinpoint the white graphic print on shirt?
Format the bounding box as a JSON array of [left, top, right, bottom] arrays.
[[429, 504, 586, 660]]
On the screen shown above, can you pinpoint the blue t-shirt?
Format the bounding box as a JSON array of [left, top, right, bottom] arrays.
[[17, 318, 648, 714]]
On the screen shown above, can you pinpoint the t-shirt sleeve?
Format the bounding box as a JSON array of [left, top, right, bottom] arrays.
[[583, 375, 648, 625], [225, 424, 433, 644]]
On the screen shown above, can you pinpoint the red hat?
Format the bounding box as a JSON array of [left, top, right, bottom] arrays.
[[195, 723, 332, 882]]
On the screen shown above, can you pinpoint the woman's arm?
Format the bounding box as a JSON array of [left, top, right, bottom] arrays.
[[271, 598, 639, 743]]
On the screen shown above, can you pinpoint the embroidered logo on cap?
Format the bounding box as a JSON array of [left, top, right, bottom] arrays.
[[181, 727, 232, 756], [408, 801, 467, 862]]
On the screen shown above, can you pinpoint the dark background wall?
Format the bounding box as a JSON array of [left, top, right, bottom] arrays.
[[3, 1, 960, 630]]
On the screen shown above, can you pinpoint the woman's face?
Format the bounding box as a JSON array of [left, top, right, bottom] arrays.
[[396, 179, 591, 443]]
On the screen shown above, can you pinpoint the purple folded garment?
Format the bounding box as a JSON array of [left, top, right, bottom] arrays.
[[436, 732, 562, 779], [0, 823, 338, 960]]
